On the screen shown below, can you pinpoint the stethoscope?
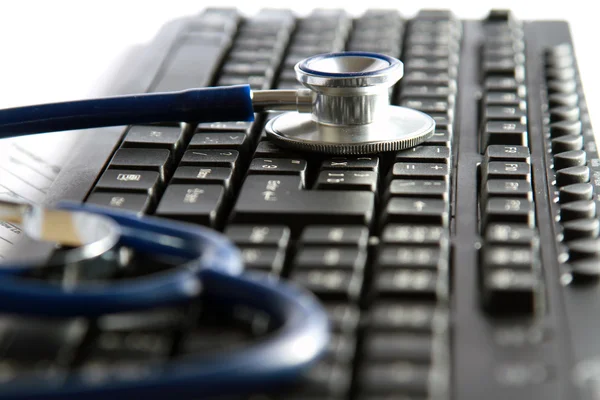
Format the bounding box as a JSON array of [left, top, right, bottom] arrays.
[[0, 52, 435, 399]]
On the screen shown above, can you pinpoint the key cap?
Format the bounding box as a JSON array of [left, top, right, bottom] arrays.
[[559, 183, 594, 203], [483, 91, 524, 107], [295, 247, 366, 270], [481, 267, 542, 315], [556, 166, 590, 186], [376, 269, 442, 299], [378, 246, 445, 269], [225, 225, 290, 247], [483, 198, 535, 228], [359, 362, 430, 396], [551, 135, 583, 153], [482, 106, 527, 122], [554, 150, 587, 170], [122, 126, 184, 154], [87, 192, 151, 214], [482, 245, 539, 270], [548, 92, 579, 108], [109, 148, 171, 181], [561, 200, 597, 221], [399, 99, 450, 114], [482, 121, 528, 147], [395, 146, 451, 163], [481, 179, 533, 204], [292, 269, 361, 301], [171, 166, 233, 189], [485, 76, 525, 93], [550, 120, 582, 138], [232, 175, 375, 230], [188, 132, 249, 152], [383, 198, 449, 226], [300, 226, 369, 247], [95, 170, 160, 196], [547, 79, 577, 94], [239, 246, 286, 273], [485, 224, 538, 245], [388, 180, 449, 200], [180, 149, 239, 168], [392, 162, 449, 180], [249, 158, 307, 181], [382, 225, 446, 244], [369, 302, 441, 332], [484, 145, 530, 163], [364, 333, 432, 362], [196, 120, 254, 135], [482, 161, 530, 181], [155, 184, 225, 227], [424, 128, 452, 146], [321, 156, 379, 171], [569, 238, 600, 261], [88, 330, 172, 361], [563, 219, 600, 241], [549, 106, 580, 122], [315, 170, 378, 191]]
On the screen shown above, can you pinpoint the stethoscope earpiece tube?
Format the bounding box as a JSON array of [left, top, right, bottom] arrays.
[[0, 84, 255, 137]]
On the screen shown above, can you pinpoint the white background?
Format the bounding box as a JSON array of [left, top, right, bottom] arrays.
[[0, 1, 596, 125]]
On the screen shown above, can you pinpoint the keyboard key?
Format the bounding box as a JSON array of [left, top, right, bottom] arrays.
[[559, 183, 594, 203], [481, 267, 542, 315], [556, 166, 590, 186], [482, 106, 527, 122], [188, 132, 250, 151], [321, 156, 379, 171], [483, 198, 535, 228], [388, 179, 449, 200], [249, 158, 307, 180], [395, 146, 451, 163], [364, 333, 432, 362], [359, 362, 430, 395], [295, 247, 367, 270], [484, 145, 530, 163], [561, 200, 597, 221], [485, 224, 538, 244], [225, 225, 290, 247], [482, 161, 531, 181], [180, 149, 239, 168], [171, 166, 233, 188], [481, 245, 538, 270], [481, 179, 533, 203], [95, 169, 161, 196], [383, 198, 449, 226], [315, 170, 378, 191], [109, 148, 171, 181], [300, 226, 369, 247], [87, 192, 151, 214], [562, 219, 600, 241], [378, 246, 445, 269], [392, 162, 449, 180], [155, 184, 225, 227], [553, 150, 587, 170], [482, 121, 528, 147], [239, 246, 286, 273], [254, 140, 301, 158], [232, 175, 375, 230], [369, 302, 441, 332], [376, 269, 442, 299], [324, 303, 360, 332], [551, 135, 583, 153], [122, 126, 185, 153], [292, 269, 361, 301], [382, 225, 446, 244]]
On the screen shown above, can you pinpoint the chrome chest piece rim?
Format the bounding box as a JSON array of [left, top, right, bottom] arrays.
[[265, 51, 435, 155]]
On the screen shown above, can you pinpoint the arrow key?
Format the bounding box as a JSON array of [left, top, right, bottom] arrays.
[[188, 132, 249, 152]]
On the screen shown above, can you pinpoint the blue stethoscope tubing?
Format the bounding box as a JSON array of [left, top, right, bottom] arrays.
[[0, 202, 330, 399], [0, 85, 255, 136]]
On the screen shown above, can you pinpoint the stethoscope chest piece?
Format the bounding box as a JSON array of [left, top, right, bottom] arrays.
[[265, 52, 435, 155]]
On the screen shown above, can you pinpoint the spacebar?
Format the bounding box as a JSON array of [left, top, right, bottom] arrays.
[[151, 32, 232, 92], [231, 175, 375, 230]]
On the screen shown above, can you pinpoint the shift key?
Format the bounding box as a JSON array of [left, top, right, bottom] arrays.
[[232, 175, 375, 230]]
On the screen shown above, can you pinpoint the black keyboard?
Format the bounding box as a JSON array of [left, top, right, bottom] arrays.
[[2, 7, 600, 400]]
